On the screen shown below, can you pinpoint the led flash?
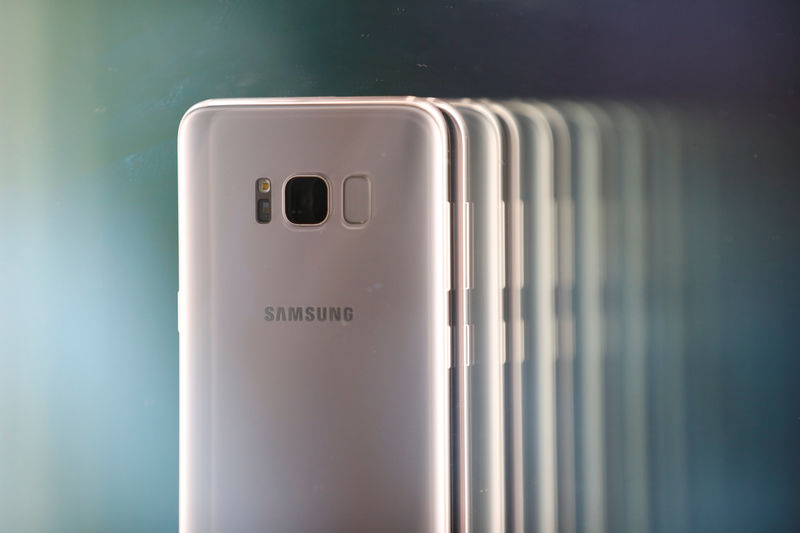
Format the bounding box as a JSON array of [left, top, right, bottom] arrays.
[[258, 179, 271, 193]]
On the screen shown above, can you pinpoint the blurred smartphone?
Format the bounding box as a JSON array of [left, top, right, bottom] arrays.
[[557, 102, 612, 533], [641, 105, 686, 533], [450, 100, 506, 533], [178, 97, 454, 532], [602, 103, 650, 533], [535, 101, 576, 533], [483, 100, 525, 533], [506, 100, 561, 533]]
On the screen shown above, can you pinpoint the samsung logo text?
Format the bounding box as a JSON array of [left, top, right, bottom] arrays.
[[264, 306, 354, 323]]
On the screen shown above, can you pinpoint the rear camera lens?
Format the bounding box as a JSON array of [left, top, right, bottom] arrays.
[[285, 176, 328, 225]]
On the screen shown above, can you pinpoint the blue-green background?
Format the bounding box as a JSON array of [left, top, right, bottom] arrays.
[[1, 1, 799, 531]]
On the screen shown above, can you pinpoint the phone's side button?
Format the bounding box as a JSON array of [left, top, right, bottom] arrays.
[[448, 289, 456, 327], [177, 291, 181, 334], [466, 324, 475, 367], [501, 321, 507, 365], [445, 326, 453, 369], [465, 202, 474, 290]]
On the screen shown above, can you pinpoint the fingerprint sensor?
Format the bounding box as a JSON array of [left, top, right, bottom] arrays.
[[343, 175, 370, 225]]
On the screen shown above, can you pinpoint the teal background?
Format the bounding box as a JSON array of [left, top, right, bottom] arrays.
[[1, 1, 799, 531]]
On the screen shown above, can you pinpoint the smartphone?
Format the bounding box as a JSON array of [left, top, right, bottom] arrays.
[[602, 103, 650, 533], [557, 102, 610, 533], [535, 101, 576, 533], [642, 105, 686, 533], [504, 100, 559, 533], [178, 97, 453, 532], [451, 100, 506, 533], [429, 99, 470, 533], [483, 100, 525, 533]]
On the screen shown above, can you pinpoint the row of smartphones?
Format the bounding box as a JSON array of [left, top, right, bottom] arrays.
[[177, 97, 696, 532]]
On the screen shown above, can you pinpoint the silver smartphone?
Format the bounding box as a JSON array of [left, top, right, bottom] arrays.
[[505, 100, 559, 533], [602, 103, 650, 533], [483, 100, 525, 533], [429, 99, 471, 533], [178, 97, 454, 532], [535, 101, 576, 533], [641, 105, 687, 533], [451, 100, 506, 533], [557, 102, 611, 533]]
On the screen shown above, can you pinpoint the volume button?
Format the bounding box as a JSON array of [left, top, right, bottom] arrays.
[[445, 289, 454, 369], [464, 202, 474, 290], [464, 199, 473, 325], [445, 326, 453, 369], [177, 291, 181, 334], [466, 324, 475, 367], [465, 288, 472, 327], [448, 289, 456, 327], [501, 322, 507, 364]]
